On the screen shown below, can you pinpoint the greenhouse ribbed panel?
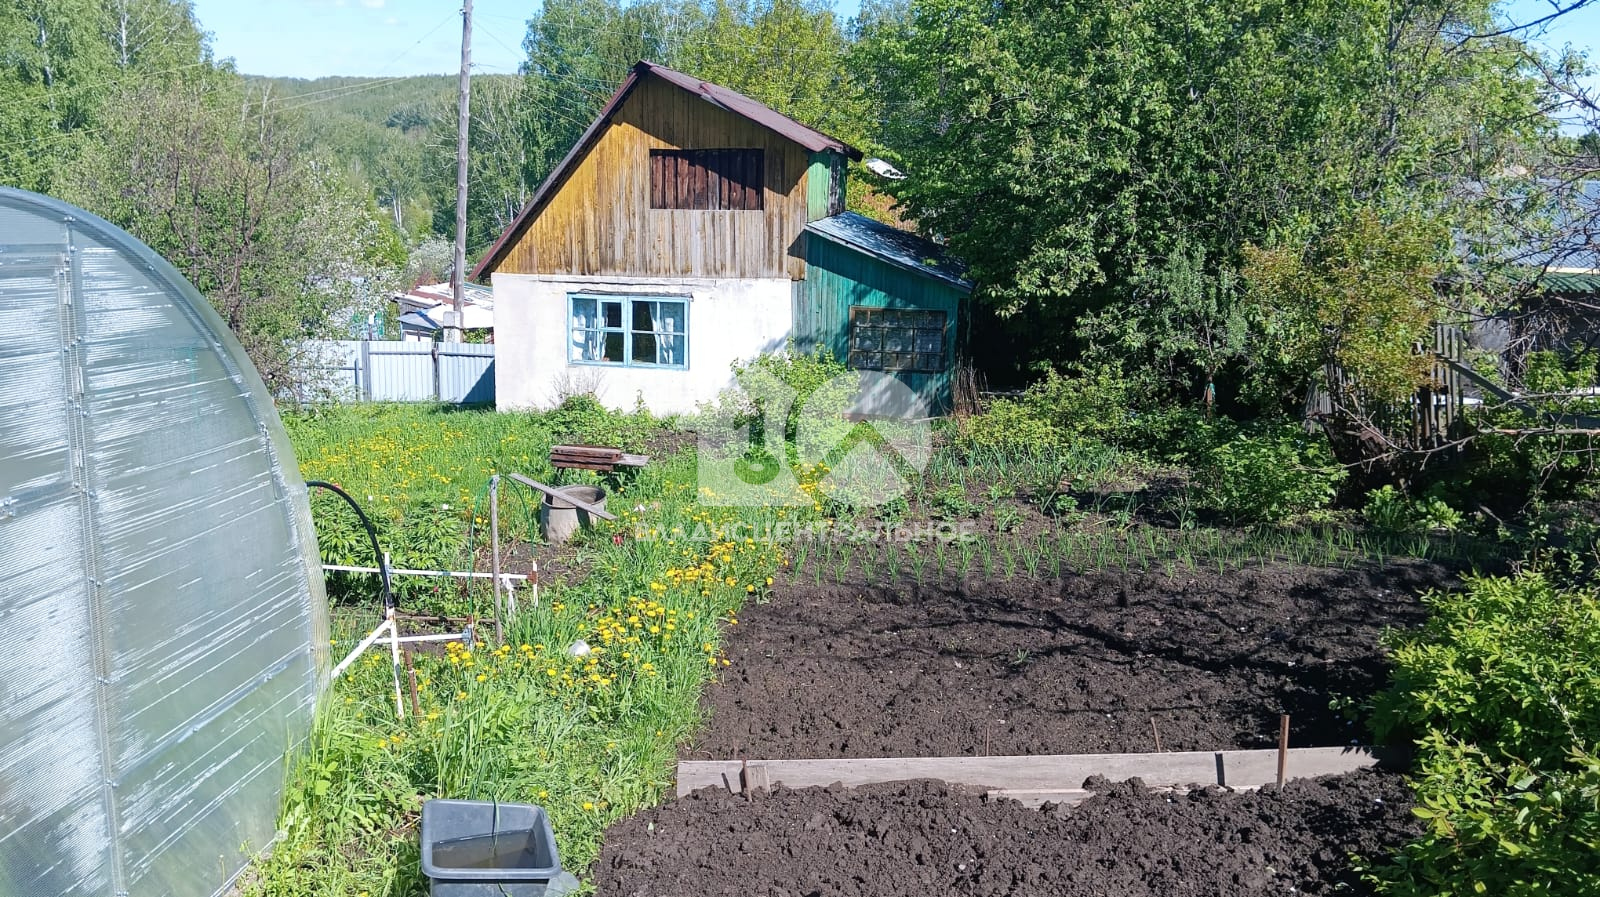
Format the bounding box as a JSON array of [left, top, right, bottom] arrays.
[[0, 188, 329, 897]]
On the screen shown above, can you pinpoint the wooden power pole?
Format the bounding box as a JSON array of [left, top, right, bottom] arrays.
[[449, 0, 473, 343]]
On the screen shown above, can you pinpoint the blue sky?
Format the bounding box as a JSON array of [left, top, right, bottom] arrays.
[[193, 0, 1590, 80], [191, 0, 864, 78]]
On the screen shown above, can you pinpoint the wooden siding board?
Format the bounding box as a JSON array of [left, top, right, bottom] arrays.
[[806, 151, 848, 221], [800, 237, 962, 411], [497, 77, 810, 279]]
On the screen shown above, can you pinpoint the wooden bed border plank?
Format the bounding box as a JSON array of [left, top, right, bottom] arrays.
[[675, 747, 1393, 798]]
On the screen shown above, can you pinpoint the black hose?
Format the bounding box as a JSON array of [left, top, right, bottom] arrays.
[[306, 480, 394, 611]]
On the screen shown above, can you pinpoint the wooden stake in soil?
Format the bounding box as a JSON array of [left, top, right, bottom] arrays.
[[490, 474, 504, 640], [1150, 717, 1163, 753], [406, 658, 422, 720], [1277, 714, 1290, 789]]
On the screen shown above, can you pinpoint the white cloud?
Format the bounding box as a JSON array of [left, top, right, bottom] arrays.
[[362, 0, 385, 7]]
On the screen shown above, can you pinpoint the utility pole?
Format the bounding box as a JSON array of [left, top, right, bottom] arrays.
[[449, 0, 473, 343]]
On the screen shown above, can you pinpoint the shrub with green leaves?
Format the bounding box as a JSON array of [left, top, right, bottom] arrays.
[[1019, 364, 1138, 442], [958, 398, 1062, 454], [703, 346, 856, 466], [1192, 421, 1344, 523], [1449, 349, 1600, 512], [1123, 404, 1235, 466], [953, 363, 1140, 459], [1369, 573, 1600, 896], [1364, 486, 1464, 534], [546, 393, 661, 453]]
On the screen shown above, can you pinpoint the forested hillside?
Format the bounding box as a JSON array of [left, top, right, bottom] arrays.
[[247, 74, 475, 240]]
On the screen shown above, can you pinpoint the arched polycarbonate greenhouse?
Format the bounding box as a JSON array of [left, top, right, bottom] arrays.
[[0, 189, 329, 896]]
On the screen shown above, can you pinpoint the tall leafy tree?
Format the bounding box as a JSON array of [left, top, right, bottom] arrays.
[[673, 0, 870, 148], [61, 74, 405, 387], [0, 0, 208, 191], [855, 0, 1547, 403], [100, 0, 206, 72]]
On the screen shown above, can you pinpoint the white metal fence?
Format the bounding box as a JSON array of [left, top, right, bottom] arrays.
[[293, 340, 495, 404]]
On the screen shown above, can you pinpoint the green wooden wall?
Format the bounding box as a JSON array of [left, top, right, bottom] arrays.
[[806, 152, 847, 221], [796, 235, 965, 412]]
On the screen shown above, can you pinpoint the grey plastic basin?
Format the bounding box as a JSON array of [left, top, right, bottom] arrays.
[[421, 800, 576, 896]]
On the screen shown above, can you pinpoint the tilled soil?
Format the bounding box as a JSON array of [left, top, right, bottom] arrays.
[[691, 562, 1450, 759], [595, 768, 1419, 897]]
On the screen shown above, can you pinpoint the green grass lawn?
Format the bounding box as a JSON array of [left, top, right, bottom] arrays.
[[255, 404, 800, 895]]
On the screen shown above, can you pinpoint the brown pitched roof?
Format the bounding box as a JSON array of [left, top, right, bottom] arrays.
[[471, 60, 862, 280]]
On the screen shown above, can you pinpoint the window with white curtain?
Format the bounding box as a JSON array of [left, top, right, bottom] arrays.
[[569, 295, 688, 368]]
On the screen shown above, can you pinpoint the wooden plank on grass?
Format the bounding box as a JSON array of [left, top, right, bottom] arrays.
[[507, 473, 618, 521], [675, 747, 1391, 798]]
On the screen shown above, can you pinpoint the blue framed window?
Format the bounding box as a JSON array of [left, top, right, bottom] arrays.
[[569, 295, 688, 368]]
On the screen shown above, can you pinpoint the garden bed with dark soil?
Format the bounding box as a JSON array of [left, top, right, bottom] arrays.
[[595, 768, 1419, 897], [690, 561, 1452, 759]]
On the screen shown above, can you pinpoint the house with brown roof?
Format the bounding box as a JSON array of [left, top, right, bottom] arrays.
[[473, 61, 971, 416]]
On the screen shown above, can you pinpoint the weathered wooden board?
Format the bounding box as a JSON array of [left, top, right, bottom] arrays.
[[676, 747, 1393, 801], [494, 76, 814, 280], [507, 473, 618, 521], [549, 445, 650, 472]]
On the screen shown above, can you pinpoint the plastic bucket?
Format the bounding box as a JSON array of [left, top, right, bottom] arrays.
[[539, 485, 606, 544], [420, 799, 577, 896]]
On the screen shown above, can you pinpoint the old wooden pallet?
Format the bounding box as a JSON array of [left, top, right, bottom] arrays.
[[677, 747, 1393, 808], [550, 444, 650, 473]]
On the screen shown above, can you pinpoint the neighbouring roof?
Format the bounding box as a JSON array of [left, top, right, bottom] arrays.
[[1460, 180, 1600, 282], [805, 212, 973, 292], [399, 281, 492, 309], [399, 302, 494, 331], [472, 61, 862, 280], [1531, 271, 1600, 295]]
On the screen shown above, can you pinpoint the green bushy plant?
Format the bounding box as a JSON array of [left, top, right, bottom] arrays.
[[1019, 363, 1139, 443], [1373, 572, 1600, 766], [954, 363, 1140, 459], [546, 393, 660, 453], [1369, 573, 1600, 896], [932, 483, 981, 519], [1192, 421, 1344, 523], [704, 346, 856, 465], [1364, 485, 1414, 532], [1412, 494, 1465, 532], [1364, 486, 1464, 534], [1452, 349, 1600, 513], [959, 398, 1062, 454], [1123, 404, 1235, 465]]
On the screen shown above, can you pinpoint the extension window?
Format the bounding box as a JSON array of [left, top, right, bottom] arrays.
[[649, 148, 764, 211], [849, 307, 947, 373], [569, 295, 688, 368]]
